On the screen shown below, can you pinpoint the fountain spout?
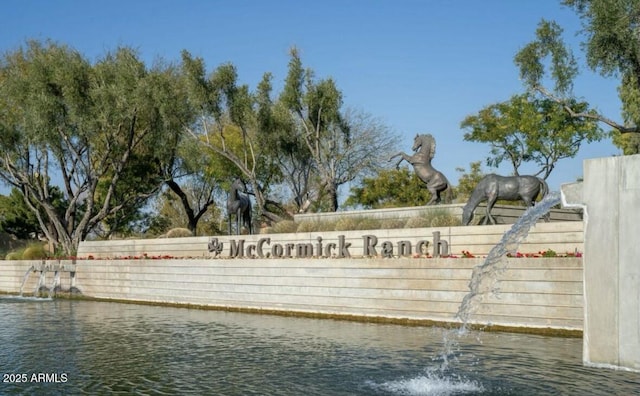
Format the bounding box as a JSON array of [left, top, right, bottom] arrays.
[[560, 182, 587, 223]]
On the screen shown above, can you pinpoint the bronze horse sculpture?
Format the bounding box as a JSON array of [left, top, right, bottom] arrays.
[[462, 174, 549, 226], [389, 134, 452, 205], [227, 178, 253, 235]]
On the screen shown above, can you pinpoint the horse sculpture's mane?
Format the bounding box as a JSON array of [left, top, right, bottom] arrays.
[[425, 134, 435, 161], [416, 133, 436, 161]]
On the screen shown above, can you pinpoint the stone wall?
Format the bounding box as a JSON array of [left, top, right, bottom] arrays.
[[294, 203, 582, 225], [571, 154, 640, 371], [77, 221, 584, 260], [0, 260, 76, 296], [0, 256, 583, 332]]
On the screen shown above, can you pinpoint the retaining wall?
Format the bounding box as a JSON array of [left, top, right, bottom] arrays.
[[294, 203, 583, 225], [1, 256, 583, 332], [77, 221, 584, 260]]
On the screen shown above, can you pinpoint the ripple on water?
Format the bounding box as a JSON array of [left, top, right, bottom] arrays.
[[2, 299, 639, 395]]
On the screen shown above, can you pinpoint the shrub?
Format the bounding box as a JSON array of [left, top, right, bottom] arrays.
[[315, 220, 338, 232], [21, 243, 48, 259], [271, 220, 298, 234], [334, 217, 359, 231], [165, 228, 193, 238], [427, 210, 462, 227], [404, 216, 433, 228], [380, 218, 406, 229], [260, 226, 274, 234], [541, 249, 557, 257], [271, 210, 460, 233], [296, 220, 319, 233], [356, 218, 382, 230], [5, 251, 22, 260], [405, 210, 460, 228]]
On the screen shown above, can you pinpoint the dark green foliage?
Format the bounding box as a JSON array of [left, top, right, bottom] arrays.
[[455, 162, 486, 202], [461, 94, 603, 179], [0, 189, 41, 239], [344, 168, 434, 209]]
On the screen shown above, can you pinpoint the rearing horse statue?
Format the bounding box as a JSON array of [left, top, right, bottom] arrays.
[[389, 133, 452, 205], [227, 178, 253, 235]]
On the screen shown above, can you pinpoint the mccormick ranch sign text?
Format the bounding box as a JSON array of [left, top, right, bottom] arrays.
[[208, 231, 449, 259]]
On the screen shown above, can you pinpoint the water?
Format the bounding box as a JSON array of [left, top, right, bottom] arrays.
[[4, 192, 638, 394], [425, 193, 567, 383], [17, 266, 34, 296], [1, 297, 639, 395], [457, 192, 562, 326]]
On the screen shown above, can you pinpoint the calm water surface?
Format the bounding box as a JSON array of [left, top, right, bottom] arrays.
[[1, 296, 638, 395]]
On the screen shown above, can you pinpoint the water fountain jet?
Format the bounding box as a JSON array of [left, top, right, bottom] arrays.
[[18, 265, 35, 296], [456, 191, 562, 327]]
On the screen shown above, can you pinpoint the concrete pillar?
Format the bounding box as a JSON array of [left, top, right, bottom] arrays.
[[562, 154, 640, 371]]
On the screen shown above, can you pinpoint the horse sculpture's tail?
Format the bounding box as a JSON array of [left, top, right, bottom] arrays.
[[538, 177, 550, 222], [538, 177, 549, 201], [445, 182, 454, 203]]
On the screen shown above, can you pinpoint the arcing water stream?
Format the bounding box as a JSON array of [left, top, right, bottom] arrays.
[[456, 191, 562, 326], [376, 192, 565, 395]]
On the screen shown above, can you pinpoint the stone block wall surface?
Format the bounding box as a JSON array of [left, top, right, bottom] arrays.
[[76, 221, 584, 260], [582, 154, 640, 371], [1, 256, 583, 332]]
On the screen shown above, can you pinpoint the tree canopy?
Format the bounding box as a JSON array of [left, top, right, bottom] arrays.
[[515, 0, 640, 153], [461, 93, 603, 179], [0, 40, 397, 250], [0, 40, 191, 253], [344, 168, 434, 209], [279, 48, 396, 212]]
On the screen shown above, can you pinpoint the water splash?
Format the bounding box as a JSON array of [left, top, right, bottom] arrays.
[[371, 370, 484, 396], [412, 192, 562, 392], [456, 191, 561, 326]]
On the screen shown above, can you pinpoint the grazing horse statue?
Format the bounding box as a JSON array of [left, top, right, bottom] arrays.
[[389, 133, 452, 205], [227, 178, 253, 235], [462, 174, 549, 226]]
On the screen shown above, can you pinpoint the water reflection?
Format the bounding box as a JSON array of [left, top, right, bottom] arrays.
[[1, 297, 638, 395]]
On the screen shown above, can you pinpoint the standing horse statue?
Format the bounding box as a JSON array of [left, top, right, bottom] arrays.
[[227, 178, 253, 235], [462, 174, 549, 225], [389, 133, 452, 205]]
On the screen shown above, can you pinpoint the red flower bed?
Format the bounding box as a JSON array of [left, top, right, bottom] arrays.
[[52, 249, 583, 261]]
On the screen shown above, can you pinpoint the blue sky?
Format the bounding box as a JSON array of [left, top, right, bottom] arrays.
[[1, 0, 623, 193]]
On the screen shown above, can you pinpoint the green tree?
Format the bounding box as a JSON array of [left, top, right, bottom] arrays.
[[344, 168, 433, 209], [257, 72, 314, 214], [145, 185, 225, 237], [0, 40, 191, 254], [158, 136, 233, 236], [280, 48, 351, 212], [454, 161, 486, 202], [0, 189, 42, 239], [182, 48, 396, 223], [279, 48, 396, 212], [515, 1, 640, 153], [181, 51, 284, 225], [461, 93, 603, 179]]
